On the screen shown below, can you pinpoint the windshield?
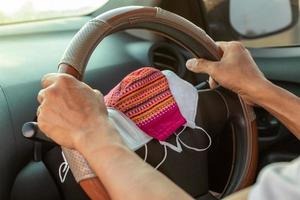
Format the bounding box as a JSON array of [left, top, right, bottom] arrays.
[[0, 0, 109, 25]]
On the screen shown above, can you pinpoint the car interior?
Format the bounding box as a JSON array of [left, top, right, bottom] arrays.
[[0, 0, 300, 200]]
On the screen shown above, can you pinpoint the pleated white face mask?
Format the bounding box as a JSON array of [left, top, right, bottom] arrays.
[[162, 70, 198, 128], [107, 108, 153, 151], [160, 70, 212, 153]]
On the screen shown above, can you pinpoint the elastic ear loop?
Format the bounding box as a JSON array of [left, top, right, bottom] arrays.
[[143, 144, 148, 162], [152, 126, 211, 170], [177, 125, 212, 151], [155, 126, 187, 169], [154, 145, 167, 170], [59, 151, 70, 183]]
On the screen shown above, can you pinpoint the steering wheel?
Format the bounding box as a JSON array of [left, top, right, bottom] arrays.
[[56, 6, 258, 199]]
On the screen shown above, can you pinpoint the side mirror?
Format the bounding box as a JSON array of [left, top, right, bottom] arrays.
[[229, 0, 298, 38]]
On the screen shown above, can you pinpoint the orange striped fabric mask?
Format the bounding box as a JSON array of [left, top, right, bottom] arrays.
[[105, 67, 186, 141]]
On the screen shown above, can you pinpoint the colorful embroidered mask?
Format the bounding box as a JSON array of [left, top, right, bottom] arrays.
[[105, 67, 186, 141]]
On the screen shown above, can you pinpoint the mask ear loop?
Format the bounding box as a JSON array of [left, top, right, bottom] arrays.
[[59, 151, 70, 183], [177, 125, 212, 152], [159, 126, 186, 153], [155, 126, 187, 169], [155, 144, 167, 170], [143, 144, 148, 162]]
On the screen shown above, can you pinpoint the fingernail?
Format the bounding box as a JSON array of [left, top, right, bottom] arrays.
[[186, 59, 197, 69]]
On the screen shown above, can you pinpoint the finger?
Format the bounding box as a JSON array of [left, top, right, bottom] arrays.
[[93, 89, 101, 96], [36, 105, 42, 117], [36, 120, 50, 138], [41, 73, 76, 88], [186, 58, 218, 75], [216, 41, 228, 48], [216, 41, 231, 53], [209, 76, 218, 89], [217, 41, 245, 53], [37, 89, 46, 104], [41, 73, 59, 88]]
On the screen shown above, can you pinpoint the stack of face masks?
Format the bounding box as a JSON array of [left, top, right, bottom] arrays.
[[58, 67, 212, 183], [105, 67, 211, 169]]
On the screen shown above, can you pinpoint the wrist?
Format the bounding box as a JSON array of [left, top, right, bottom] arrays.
[[79, 132, 131, 172], [246, 79, 274, 106], [75, 117, 125, 154]]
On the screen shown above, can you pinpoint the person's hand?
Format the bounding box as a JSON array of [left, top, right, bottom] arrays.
[[186, 41, 270, 104], [37, 73, 122, 151]]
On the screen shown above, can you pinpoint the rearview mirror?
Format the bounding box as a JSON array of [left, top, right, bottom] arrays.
[[230, 0, 298, 38]]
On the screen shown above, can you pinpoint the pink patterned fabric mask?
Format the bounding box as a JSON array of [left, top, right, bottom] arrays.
[[105, 67, 186, 141]]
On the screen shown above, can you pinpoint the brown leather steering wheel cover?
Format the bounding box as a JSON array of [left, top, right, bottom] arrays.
[[58, 6, 258, 199]]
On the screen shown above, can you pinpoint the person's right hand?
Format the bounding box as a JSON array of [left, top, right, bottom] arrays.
[[186, 41, 270, 104]]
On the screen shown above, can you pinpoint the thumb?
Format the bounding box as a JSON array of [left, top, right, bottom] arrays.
[[208, 76, 218, 89], [186, 58, 218, 75]]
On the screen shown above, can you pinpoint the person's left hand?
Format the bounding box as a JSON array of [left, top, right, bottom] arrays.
[[37, 73, 122, 151]]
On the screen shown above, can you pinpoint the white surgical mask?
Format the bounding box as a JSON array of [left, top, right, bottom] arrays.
[[107, 108, 152, 151], [162, 70, 198, 128], [160, 70, 212, 154]]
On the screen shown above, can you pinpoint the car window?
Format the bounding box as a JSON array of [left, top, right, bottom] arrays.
[[0, 0, 109, 25]]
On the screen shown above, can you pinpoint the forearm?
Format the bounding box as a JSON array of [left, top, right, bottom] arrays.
[[78, 125, 192, 200], [223, 187, 251, 200], [252, 81, 300, 139]]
